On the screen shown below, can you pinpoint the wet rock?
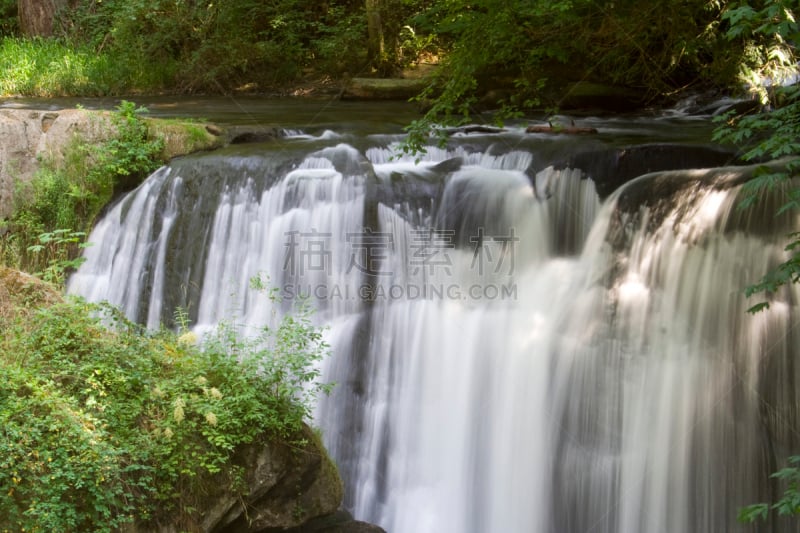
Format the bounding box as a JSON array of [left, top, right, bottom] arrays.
[[444, 125, 506, 136], [230, 128, 282, 144], [553, 143, 738, 198], [209, 426, 343, 532], [273, 509, 387, 533]]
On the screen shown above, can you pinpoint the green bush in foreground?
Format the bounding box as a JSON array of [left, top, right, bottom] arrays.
[[0, 295, 331, 532]]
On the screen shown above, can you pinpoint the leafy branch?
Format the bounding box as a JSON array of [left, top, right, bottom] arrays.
[[739, 456, 800, 523], [712, 1, 799, 313]]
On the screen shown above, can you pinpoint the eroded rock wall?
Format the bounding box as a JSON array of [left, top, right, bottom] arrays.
[[0, 108, 112, 219]]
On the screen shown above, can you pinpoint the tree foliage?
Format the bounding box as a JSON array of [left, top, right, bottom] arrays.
[[0, 0, 779, 103], [400, 0, 744, 152], [0, 0, 16, 36], [739, 456, 800, 523], [50, 0, 375, 91], [709, 1, 800, 521], [712, 0, 799, 313]]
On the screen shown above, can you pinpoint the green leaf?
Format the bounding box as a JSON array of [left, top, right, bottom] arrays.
[[738, 503, 769, 523]]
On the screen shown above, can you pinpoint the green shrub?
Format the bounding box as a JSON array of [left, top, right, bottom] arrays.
[[0, 292, 331, 531], [0, 0, 16, 37]]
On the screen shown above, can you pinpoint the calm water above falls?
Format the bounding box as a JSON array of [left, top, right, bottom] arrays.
[[68, 104, 800, 533]]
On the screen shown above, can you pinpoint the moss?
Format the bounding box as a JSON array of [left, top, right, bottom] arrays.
[[307, 425, 345, 512], [146, 118, 225, 160]]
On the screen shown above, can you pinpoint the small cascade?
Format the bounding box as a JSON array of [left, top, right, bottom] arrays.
[[69, 126, 800, 533], [70, 145, 372, 329]]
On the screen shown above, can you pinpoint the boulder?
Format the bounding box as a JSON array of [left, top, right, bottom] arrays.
[[120, 425, 353, 533], [271, 509, 387, 533], [557, 81, 647, 112], [208, 425, 344, 532]]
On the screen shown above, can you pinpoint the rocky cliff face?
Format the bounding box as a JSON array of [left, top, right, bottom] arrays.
[[0, 108, 224, 220], [0, 108, 110, 219]]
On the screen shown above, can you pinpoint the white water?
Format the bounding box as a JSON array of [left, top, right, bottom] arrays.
[[69, 139, 800, 532]]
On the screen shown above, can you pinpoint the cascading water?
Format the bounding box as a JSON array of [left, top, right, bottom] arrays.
[[69, 118, 800, 532]]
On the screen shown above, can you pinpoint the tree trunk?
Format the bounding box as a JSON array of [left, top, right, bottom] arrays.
[[365, 0, 384, 72], [17, 0, 68, 37], [365, 0, 401, 76]]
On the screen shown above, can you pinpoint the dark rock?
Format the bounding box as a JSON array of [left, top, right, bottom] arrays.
[[230, 129, 282, 144], [431, 156, 464, 174], [611, 158, 798, 237], [557, 81, 647, 112], [444, 125, 506, 136], [553, 143, 739, 198], [314, 521, 386, 533], [273, 509, 387, 533], [209, 425, 344, 532]]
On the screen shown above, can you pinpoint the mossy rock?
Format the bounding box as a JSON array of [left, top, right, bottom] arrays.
[[147, 119, 226, 160]]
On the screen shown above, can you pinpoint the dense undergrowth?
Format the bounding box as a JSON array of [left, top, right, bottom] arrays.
[[0, 0, 374, 96], [0, 279, 331, 532]]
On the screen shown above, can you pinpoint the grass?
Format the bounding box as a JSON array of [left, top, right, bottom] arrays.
[[0, 37, 174, 96]]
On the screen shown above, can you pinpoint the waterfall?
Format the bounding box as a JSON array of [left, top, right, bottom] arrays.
[[69, 129, 800, 532]]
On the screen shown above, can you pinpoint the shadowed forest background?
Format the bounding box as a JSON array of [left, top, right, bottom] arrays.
[[0, 1, 794, 105]]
